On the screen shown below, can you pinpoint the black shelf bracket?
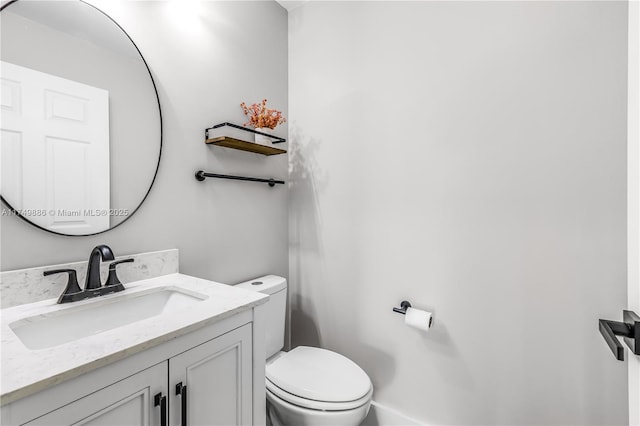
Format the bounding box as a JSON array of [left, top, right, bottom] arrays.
[[599, 310, 640, 361], [195, 170, 285, 187], [205, 122, 286, 144]]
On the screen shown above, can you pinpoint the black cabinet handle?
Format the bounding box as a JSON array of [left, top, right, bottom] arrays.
[[154, 393, 167, 426], [599, 310, 640, 361], [176, 382, 187, 426]]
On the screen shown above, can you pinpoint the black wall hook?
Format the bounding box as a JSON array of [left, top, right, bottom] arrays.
[[599, 310, 640, 361], [393, 301, 412, 315]]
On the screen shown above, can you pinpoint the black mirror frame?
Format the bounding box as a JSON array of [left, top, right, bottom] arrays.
[[0, 0, 163, 237]]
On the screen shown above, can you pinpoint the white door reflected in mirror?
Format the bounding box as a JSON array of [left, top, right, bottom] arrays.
[[1, 61, 110, 234]]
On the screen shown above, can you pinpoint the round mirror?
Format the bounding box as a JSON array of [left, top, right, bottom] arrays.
[[0, 0, 162, 236]]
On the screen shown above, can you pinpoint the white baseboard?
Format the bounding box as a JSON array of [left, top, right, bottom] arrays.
[[362, 401, 424, 426]]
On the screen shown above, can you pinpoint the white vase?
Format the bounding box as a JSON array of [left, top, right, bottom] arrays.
[[254, 128, 272, 145]]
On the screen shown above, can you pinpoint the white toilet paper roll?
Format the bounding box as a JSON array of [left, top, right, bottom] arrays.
[[405, 307, 433, 331]]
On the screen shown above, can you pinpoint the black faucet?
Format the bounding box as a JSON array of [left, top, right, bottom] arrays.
[[85, 245, 115, 290], [43, 245, 133, 304]]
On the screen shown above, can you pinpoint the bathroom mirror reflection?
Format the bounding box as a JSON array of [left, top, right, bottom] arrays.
[[0, 0, 161, 236]]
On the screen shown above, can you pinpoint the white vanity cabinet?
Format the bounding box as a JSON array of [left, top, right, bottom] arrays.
[[23, 362, 168, 426], [2, 312, 264, 426], [169, 324, 252, 426]]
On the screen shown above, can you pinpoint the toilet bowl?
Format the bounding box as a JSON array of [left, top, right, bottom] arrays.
[[235, 276, 372, 426], [266, 387, 372, 426], [266, 347, 372, 426]]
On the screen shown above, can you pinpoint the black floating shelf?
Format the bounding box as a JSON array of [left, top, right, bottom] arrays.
[[205, 122, 286, 156], [195, 170, 285, 187]]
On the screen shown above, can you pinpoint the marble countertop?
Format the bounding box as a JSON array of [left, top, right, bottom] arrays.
[[0, 273, 268, 405]]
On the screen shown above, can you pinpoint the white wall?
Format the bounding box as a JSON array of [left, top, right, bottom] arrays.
[[1, 1, 289, 286], [289, 2, 629, 424], [627, 0, 639, 423]]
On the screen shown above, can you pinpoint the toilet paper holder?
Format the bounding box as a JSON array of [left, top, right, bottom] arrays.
[[392, 300, 412, 315], [393, 300, 433, 329]]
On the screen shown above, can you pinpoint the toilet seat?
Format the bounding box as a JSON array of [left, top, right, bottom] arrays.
[[266, 378, 373, 411], [266, 346, 372, 411]]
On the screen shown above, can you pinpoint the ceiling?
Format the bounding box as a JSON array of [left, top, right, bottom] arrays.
[[274, 1, 309, 12]]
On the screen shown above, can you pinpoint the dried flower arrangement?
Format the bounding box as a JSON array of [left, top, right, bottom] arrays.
[[240, 99, 286, 130]]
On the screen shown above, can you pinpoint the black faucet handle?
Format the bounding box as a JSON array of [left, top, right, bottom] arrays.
[[106, 258, 134, 287], [109, 258, 134, 267], [44, 269, 82, 303]]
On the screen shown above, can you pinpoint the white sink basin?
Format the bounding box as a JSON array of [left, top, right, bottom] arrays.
[[9, 287, 208, 350]]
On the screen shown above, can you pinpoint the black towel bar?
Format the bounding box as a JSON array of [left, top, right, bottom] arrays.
[[195, 170, 285, 187]]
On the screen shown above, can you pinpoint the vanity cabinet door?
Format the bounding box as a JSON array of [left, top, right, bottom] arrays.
[[23, 362, 168, 426], [168, 324, 253, 426]]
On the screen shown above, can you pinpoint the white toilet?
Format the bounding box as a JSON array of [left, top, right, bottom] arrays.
[[236, 275, 373, 426]]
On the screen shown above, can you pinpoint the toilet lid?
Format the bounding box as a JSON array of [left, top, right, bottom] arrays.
[[266, 346, 371, 402]]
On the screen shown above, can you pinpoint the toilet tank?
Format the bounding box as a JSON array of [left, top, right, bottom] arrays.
[[235, 275, 287, 358]]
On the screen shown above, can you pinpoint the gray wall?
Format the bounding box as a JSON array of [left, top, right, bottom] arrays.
[[1, 1, 289, 286], [289, 2, 628, 425]]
